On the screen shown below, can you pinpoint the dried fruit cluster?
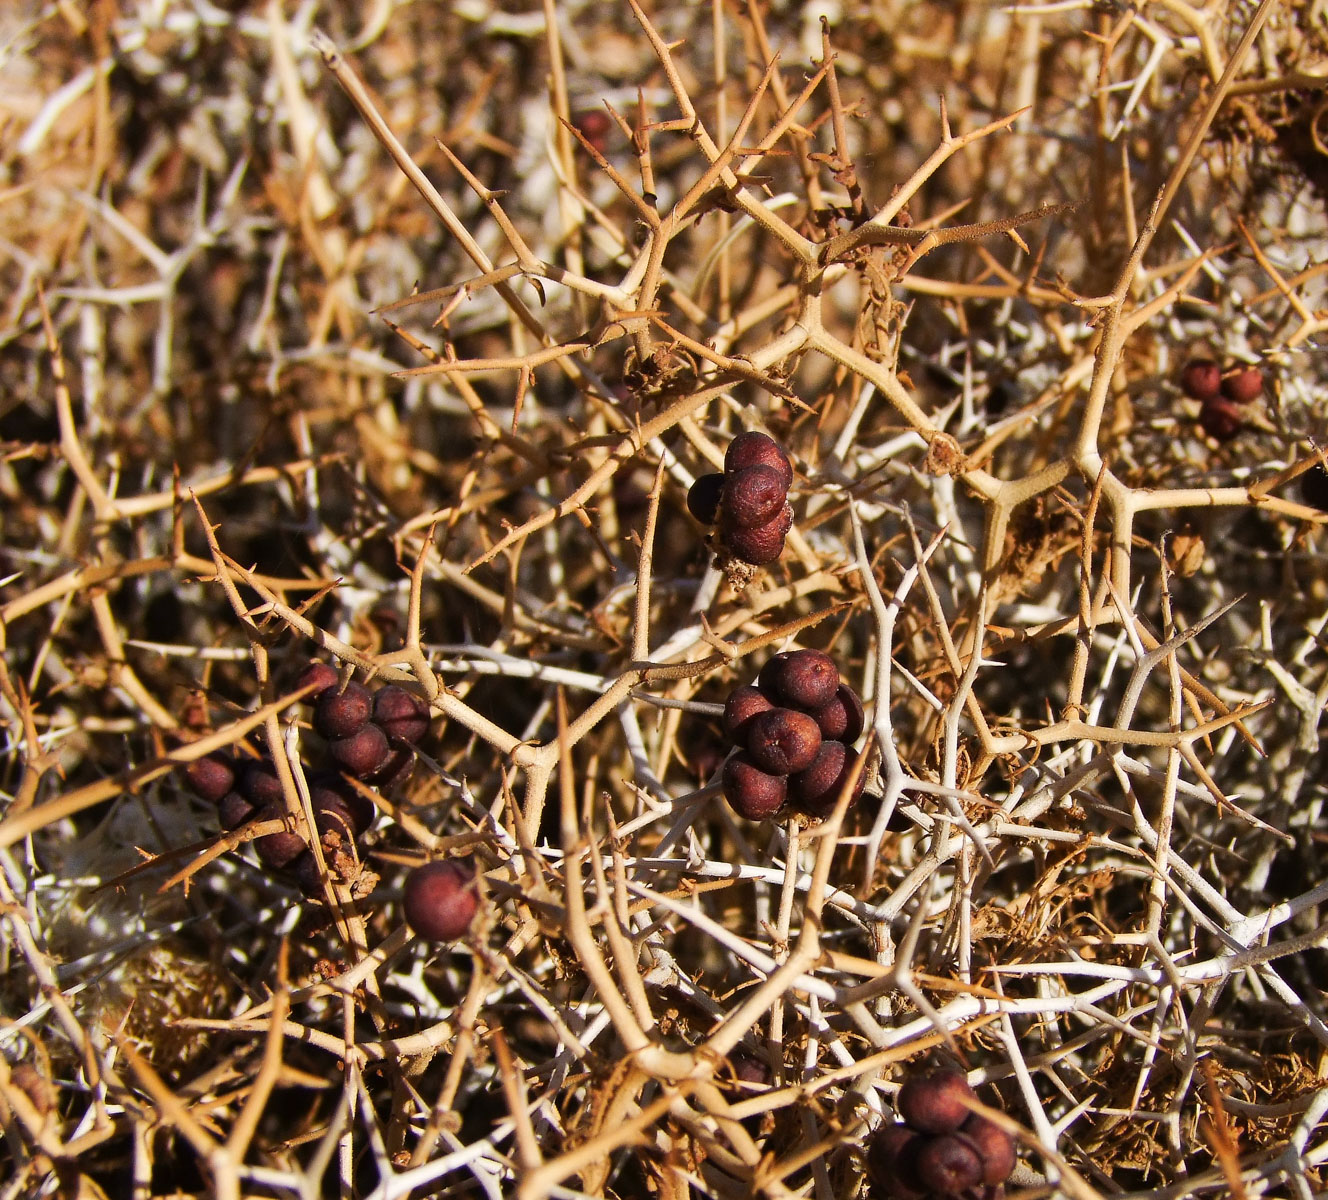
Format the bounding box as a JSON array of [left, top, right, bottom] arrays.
[[720, 649, 866, 821], [687, 430, 794, 565], [1179, 357, 1264, 442], [867, 1070, 1016, 1200], [182, 663, 431, 893]]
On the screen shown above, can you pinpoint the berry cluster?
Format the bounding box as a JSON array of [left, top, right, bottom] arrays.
[[867, 1070, 1016, 1200], [720, 649, 866, 821], [687, 431, 794, 566], [1179, 358, 1264, 443], [182, 664, 431, 893], [403, 859, 480, 943]]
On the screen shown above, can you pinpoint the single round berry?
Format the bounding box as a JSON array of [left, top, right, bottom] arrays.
[[403, 860, 479, 942], [253, 806, 308, 870], [789, 742, 865, 817], [725, 503, 792, 566], [367, 743, 416, 790], [722, 686, 774, 744], [757, 652, 794, 701], [811, 684, 866, 744], [217, 791, 256, 831], [314, 681, 373, 740], [898, 1069, 977, 1135], [295, 661, 339, 700], [1220, 365, 1263, 405], [1178, 357, 1221, 401], [328, 722, 391, 779], [374, 685, 430, 745], [721, 464, 789, 529], [721, 752, 788, 820], [185, 754, 235, 803], [310, 776, 375, 836], [313, 797, 358, 846], [961, 1113, 1017, 1186], [724, 431, 793, 491], [238, 760, 284, 807], [729, 1052, 771, 1087], [1300, 464, 1328, 512], [865, 1124, 926, 1198], [686, 472, 725, 524], [292, 850, 325, 896], [768, 648, 839, 709], [914, 1133, 984, 1195], [1198, 396, 1241, 442], [745, 708, 822, 775]]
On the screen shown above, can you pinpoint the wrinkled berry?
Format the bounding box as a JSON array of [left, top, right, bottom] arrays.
[[253, 806, 308, 870], [914, 1133, 984, 1195], [721, 753, 788, 820], [328, 722, 391, 778], [722, 686, 774, 743], [898, 1068, 976, 1135], [295, 661, 339, 699], [374, 685, 430, 745], [1179, 358, 1221, 401], [811, 684, 865, 744], [865, 1124, 926, 1198], [725, 503, 792, 566], [217, 791, 256, 831], [722, 464, 789, 529], [238, 761, 284, 807], [745, 708, 822, 775], [724, 431, 793, 491], [314, 681, 373, 740], [686, 472, 725, 524], [1220, 365, 1263, 405], [403, 860, 479, 942], [1198, 397, 1241, 441], [185, 754, 235, 803], [767, 648, 839, 709], [789, 742, 865, 817], [962, 1113, 1017, 1186]]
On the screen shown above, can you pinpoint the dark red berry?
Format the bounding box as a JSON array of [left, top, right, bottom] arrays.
[[729, 1052, 771, 1087], [374, 685, 430, 745], [1301, 464, 1328, 511], [865, 1124, 926, 1198], [313, 797, 358, 845], [898, 1069, 976, 1135], [811, 684, 865, 744], [686, 472, 725, 524], [1198, 396, 1241, 441], [722, 686, 774, 743], [757, 652, 794, 701], [725, 503, 792, 566], [311, 776, 375, 836], [572, 108, 611, 155], [914, 1133, 984, 1195], [185, 754, 235, 803], [1178, 358, 1221, 401], [789, 742, 865, 817], [724, 431, 793, 491], [721, 464, 789, 529], [253, 806, 308, 870], [366, 743, 415, 790], [1220, 365, 1263, 405], [961, 1113, 1017, 1186], [314, 681, 373, 740], [328, 722, 391, 778], [745, 708, 822, 775], [238, 761, 284, 807], [403, 860, 479, 942], [768, 648, 839, 709], [296, 661, 339, 700], [292, 851, 325, 896], [721, 752, 788, 820], [217, 791, 256, 831]]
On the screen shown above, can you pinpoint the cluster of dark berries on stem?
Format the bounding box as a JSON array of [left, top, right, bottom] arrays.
[[1179, 357, 1264, 443], [181, 662, 432, 894], [720, 649, 866, 821], [867, 1069, 1016, 1200], [687, 431, 794, 566]]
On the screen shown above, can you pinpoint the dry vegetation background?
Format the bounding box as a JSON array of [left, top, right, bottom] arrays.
[[2, 0, 1328, 1197]]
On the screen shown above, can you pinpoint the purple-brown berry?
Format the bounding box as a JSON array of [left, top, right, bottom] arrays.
[[1300, 464, 1328, 512], [253, 806, 308, 870], [767, 648, 839, 709], [745, 708, 822, 775], [1198, 396, 1241, 442], [789, 742, 865, 817], [1220, 365, 1263, 405], [366, 743, 416, 790], [914, 1133, 984, 1195], [865, 1124, 926, 1198], [722, 686, 774, 743], [374, 685, 430, 745], [725, 503, 792, 566], [295, 661, 339, 700], [724, 431, 793, 491], [811, 684, 865, 744], [1179, 357, 1221, 401], [314, 681, 373, 740], [403, 860, 479, 942], [721, 464, 789, 529], [721, 752, 788, 820], [328, 722, 391, 778], [961, 1113, 1017, 1186], [898, 1068, 976, 1135], [311, 776, 375, 836], [238, 760, 284, 807], [217, 791, 256, 831], [686, 472, 725, 524], [185, 754, 235, 803]]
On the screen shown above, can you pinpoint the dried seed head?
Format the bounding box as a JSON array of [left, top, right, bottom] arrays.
[[914, 1133, 985, 1195], [722, 685, 774, 744], [961, 1113, 1017, 1185], [1198, 396, 1242, 442], [403, 860, 479, 942], [686, 472, 725, 524], [328, 722, 392, 779], [314, 680, 373, 740], [184, 754, 235, 803], [767, 648, 839, 709], [724, 503, 792, 566], [254, 806, 308, 870], [898, 1068, 976, 1135], [789, 741, 865, 817], [1220, 365, 1263, 405], [238, 760, 284, 807], [744, 708, 822, 775], [811, 684, 866, 744], [865, 1124, 926, 1199], [724, 430, 793, 491], [721, 464, 789, 529], [374, 685, 431, 745], [217, 791, 256, 831], [721, 752, 788, 820], [295, 661, 339, 700], [1179, 358, 1221, 401]]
